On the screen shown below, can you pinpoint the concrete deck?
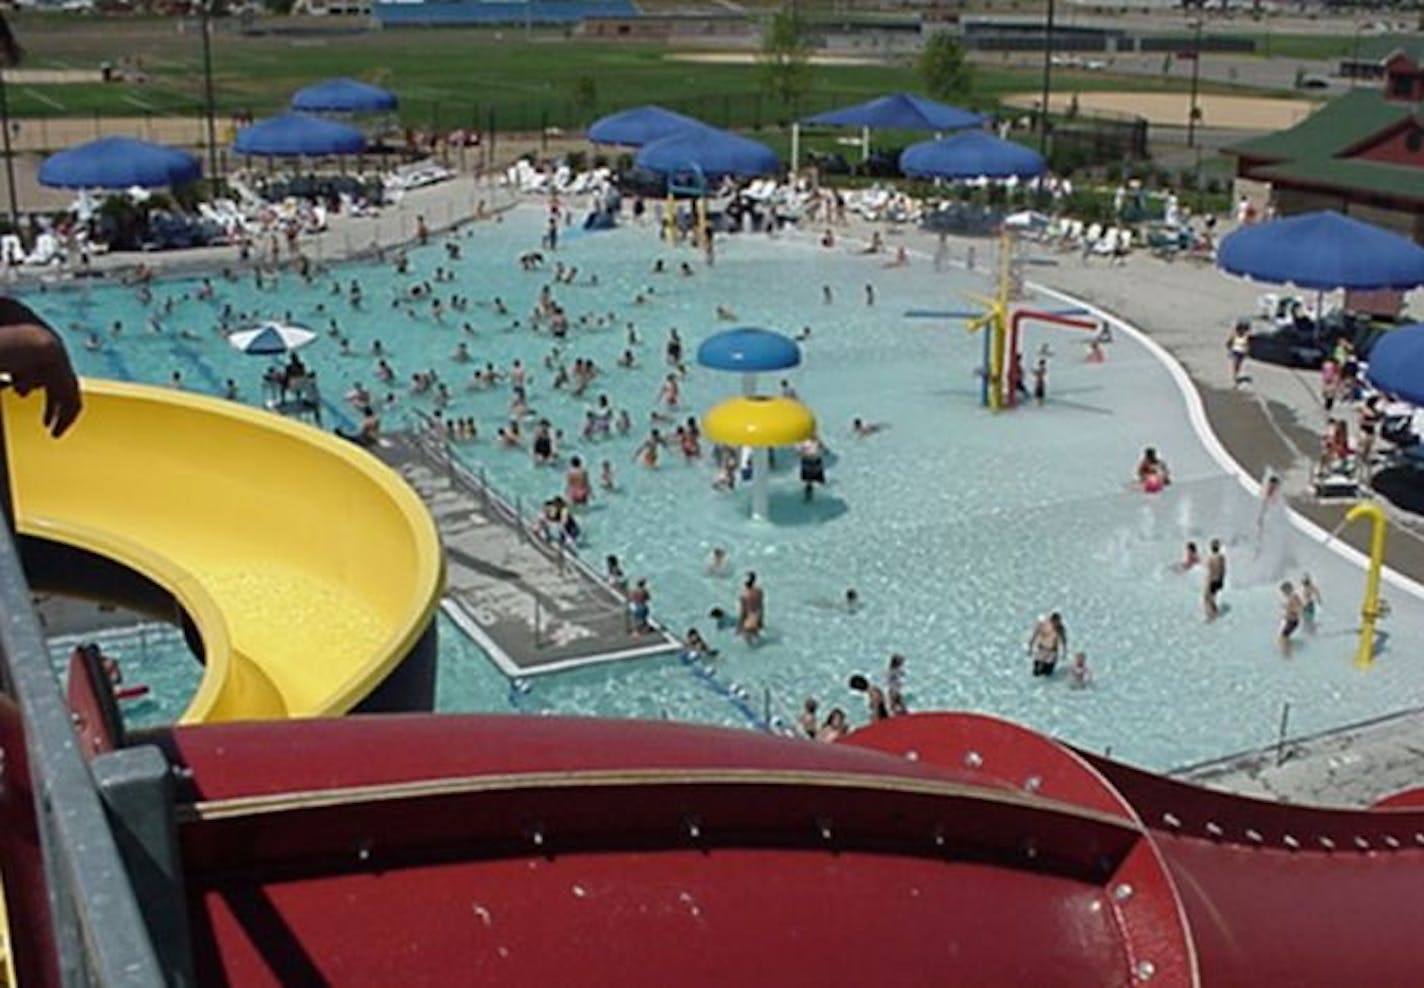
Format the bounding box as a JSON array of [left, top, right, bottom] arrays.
[[372, 429, 682, 677]]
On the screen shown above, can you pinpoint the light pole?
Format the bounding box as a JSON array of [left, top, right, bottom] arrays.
[[0, 67, 17, 228], [199, 2, 221, 190], [1038, 0, 1055, 156], [1186, 18, 1202, 150], [0, 17, 19, 228]]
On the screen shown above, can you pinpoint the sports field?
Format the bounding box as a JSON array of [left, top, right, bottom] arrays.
[[4, 12, 1299, 138]]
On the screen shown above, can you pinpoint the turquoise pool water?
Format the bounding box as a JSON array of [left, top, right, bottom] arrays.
[[29, 205, 1424, 768]]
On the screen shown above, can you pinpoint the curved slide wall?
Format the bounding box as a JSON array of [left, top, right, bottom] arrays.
[[4, 380, 444, 722], [132, 711, 1424, 986]]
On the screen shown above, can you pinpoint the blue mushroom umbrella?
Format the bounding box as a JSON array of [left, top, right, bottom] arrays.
[[697, 327, 801, 395], [635, 126, 779, 179], [588, 105, 703, 147], [1218, 211, 1424, 292], [802, 92, 984, 132], [39, 136, 201, 190], [233, 112, 366, 157], [291, 78, 397, 114], [899, 131, 1046, 180], [1364, 324, 1424, 405]]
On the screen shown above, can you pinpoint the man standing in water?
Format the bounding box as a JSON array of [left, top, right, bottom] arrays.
[[1278, 581, 1304, 657], [1204, 539, 1226, 621], [737, 572, 765, 644]]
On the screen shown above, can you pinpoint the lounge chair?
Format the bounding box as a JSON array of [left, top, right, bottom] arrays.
[[1382, 412, 1419, 450]]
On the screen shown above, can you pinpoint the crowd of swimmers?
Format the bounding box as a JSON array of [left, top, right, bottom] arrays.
[[798, 653, 908, 742]]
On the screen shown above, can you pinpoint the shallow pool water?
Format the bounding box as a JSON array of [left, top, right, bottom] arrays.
[[29, 205, 1424, 769]]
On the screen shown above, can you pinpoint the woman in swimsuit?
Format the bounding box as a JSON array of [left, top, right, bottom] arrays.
[[566, 456, 591, 505], [628, 579, 652, 634]]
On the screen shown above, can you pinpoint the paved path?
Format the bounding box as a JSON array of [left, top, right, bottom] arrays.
[[372, 429, 682, 676]]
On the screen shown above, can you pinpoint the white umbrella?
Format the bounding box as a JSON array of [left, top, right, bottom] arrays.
[[227, 321, 317, 355]]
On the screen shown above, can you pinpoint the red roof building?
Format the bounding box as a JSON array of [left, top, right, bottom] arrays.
[[1228, 49, 1424, 243]]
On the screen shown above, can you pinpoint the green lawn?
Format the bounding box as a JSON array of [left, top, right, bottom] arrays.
[[2, 13, 1307, 134]]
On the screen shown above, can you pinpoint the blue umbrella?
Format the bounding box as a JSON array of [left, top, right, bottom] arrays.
[[697, 328, 801, 373], [697, 327, 801, 396], [291, 78, 397, 113], [588, 105, 703, 147], [38, 136, 201, 190], [1364, 324, 1424, 404], [635, 126, 779, 179], [233, 112, 366, 157], [802, 92, 984, 132], [899, 131, 1045, 180], [1218, 211, 1424, 291]]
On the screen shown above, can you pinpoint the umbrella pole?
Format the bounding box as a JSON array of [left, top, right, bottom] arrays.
[[861, 125, 870, 163], [790, 123, 799, 177], [751, 447, 770, 521], [742, 372, 756, 397]]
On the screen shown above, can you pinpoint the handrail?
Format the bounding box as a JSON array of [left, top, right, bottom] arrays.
[[0, 518, 165, 984]]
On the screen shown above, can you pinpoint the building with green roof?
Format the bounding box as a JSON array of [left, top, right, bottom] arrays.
[[1227, 50, 1424, 242]]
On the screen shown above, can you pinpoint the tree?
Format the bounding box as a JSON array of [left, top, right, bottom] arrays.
[[760, 9, 813, 113], [918, 30, 973, 104]]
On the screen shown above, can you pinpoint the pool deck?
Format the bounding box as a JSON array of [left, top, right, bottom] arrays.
[[371, 428, 684, 677]]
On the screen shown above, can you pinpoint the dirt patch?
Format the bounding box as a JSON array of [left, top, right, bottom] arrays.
[[1003, 91, 1320, 131], [1, 68, 105, 85]]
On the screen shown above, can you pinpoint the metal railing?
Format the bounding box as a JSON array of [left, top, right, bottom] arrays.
[[0, 522, 167, 984]]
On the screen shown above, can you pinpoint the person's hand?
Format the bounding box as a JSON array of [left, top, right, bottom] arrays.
[[0, 322, 82, 437]]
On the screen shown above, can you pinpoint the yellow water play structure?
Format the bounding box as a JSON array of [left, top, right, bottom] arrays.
[[702, 395, 816, 521], [4, 380, 444, 723], [1344, 500, 1388, 670], [964, 232, 1016, 412]]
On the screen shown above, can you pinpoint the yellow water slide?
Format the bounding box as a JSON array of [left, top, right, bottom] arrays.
[[3, 380, 443, 723]]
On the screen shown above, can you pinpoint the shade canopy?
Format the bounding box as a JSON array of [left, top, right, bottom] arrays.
[[702, 396, 816, 448], [1364, 324, 1424, 405], [635, 126, 779, 179], [899, 131, 1046, 180], [228, 322, 317, 355], [233, 112, 366, 157], [802, 92, 984, 132], [1218, 211, 1424, 292], [697, 328, 802, 373], [38, 137, 201, 190], [588, 105, 703, 147], [291, 78, 397, 113]]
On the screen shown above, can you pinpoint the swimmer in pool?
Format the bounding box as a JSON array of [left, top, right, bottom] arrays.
[[1278, 581, 1304, 657], [1204, 539, 1226, 622], [852, 417, 887, 437], [1026, 613, 1063, 677], [1301, 574, 1322, 633], [1173, 541, 1201, 573], [707, 547, 729, 577], [565, 456, 591, 505]]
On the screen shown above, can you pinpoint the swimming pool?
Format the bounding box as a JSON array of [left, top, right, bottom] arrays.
[[28, 204, 1424, 768]]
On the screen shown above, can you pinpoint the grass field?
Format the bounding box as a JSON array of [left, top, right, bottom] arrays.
[[2, 12, 1296, 136]]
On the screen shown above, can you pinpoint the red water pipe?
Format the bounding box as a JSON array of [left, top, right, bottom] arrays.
[[1006, 310, 1100, 408]]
